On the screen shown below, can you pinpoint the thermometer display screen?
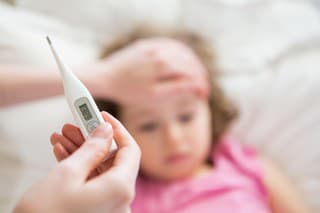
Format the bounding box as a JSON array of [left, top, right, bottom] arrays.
[[79, 104, 92, 121]]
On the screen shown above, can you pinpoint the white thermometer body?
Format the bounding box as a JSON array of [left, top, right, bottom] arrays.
[[46, 36, 117, 159]]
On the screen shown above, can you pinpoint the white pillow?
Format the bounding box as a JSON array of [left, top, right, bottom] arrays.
[[15, 0, 320, 74], [15, 0, 181, 43], [182, 0, 320, 74], [221, 47, 320, 211], [0, 2, 98, 66]]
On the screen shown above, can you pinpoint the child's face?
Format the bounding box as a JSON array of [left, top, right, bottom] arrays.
[[120, 93, 212, 180]]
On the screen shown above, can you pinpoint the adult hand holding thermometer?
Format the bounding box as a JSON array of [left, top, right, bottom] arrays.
[[46, 36, 117, 159]]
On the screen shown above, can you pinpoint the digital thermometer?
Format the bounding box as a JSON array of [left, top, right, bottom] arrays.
[[46, 36, 117, 159]]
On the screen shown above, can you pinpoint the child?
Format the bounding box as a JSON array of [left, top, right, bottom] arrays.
[[50, 27, 310, 213]]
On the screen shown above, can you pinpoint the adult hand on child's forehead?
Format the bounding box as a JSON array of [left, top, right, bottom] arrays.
[[86, 38, 209, 105]]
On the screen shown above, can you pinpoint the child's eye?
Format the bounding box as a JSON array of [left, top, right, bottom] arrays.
[[178, 112, 194, 123], [139, 122, 158, 132]]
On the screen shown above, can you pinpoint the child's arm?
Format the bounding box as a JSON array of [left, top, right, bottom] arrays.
[[261, 157, 311, 213]]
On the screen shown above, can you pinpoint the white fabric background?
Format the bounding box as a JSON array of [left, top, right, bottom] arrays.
[[0, 0, 319, 212]]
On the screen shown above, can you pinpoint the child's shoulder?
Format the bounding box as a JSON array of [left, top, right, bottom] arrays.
[[214, 137, 259, 161], [213, 137, 265, 185]]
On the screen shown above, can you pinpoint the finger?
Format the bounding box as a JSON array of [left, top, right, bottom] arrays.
[[92, 112, 140, 187], [61, 123, 85, 146], [50, 133, 58, 145], [87, 169, 100, 180], [153, 78, 193, 96], [156, 68, 188, 80], [50, 133, 78, 154], [183, 76, 210, 100], [101, 111, 137, 149], [156, 61, 199, 79], [53, 143, 69, 162], [89, 157, 114, 180], [97, 157, 114, 173], [194, 81, 210, 100], [155, 75, 209, 100], [62, 122, 113, 181]]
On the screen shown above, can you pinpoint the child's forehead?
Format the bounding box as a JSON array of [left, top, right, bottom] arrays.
[[122, 93, 198, 118]]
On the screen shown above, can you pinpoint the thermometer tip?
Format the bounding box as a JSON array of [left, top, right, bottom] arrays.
[[46, 36, 52, 45]]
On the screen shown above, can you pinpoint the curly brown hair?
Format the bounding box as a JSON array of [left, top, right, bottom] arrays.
[[95, 26, 238, 147]]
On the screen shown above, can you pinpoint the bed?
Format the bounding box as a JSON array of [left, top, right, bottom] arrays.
[[0, 0, 319, 211]]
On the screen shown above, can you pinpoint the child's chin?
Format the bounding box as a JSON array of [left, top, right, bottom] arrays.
[[141, 165, 199, 181], [157, 168, 197, 181]]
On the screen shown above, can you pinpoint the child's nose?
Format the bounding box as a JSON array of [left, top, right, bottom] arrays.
[[163, 124, 186, 151]]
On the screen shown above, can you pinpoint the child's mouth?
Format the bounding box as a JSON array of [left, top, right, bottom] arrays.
[[166, 153, 189, 164]]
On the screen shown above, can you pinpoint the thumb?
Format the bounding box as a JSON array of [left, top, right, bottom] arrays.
[[62, 122, 113, 181]]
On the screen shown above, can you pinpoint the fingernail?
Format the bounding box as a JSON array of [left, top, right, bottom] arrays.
[[90, 122, 112, 139]]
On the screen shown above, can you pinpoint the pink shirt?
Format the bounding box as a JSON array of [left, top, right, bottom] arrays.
[[131, 138, 271, 213]]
